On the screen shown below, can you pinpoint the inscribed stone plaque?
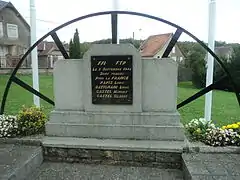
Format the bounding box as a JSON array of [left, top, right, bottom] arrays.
[[91, 55, 133, 104]]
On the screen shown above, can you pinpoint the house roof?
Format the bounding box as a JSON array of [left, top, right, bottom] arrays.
[[0, 0, 30, 30], [0, 0, 8, 10], [38, 41, 69, 56], [139, 33, 173, 57]]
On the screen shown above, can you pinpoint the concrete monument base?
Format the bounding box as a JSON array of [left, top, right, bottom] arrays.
[[42, 136, 184, 169], [46, 110, 184, 141]]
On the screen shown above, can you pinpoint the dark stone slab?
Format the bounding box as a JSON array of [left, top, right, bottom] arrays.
[[132, 151, 156, 162], [184, 161, 209, 175], [113, 151, 133, 161], [156, 152, 181, 163], [182, 153, 240, 180], [0, 144, 42, 180], [44, 147, 181, 169], [205, 163, 229, 176], [223, 162, 240, 176], [27, 162, 184, 180]]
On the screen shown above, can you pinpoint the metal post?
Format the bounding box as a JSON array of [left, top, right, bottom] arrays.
[[204, 0, 216, 121], [113, 0, 119, 44], [30, 0, 40, 107]]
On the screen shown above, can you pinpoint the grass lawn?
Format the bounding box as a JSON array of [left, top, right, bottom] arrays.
[[0, 75, 239, 126]]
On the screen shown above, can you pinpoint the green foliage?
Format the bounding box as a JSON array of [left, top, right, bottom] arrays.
[[178, 41, 240, 90], [69, 39, 74, 58], [230, 46, 240, 91], [17, 106, 47, 136], [120, 38, 143, 49], [179, 42, 206, 88], [69, 29, 81, 59], [92, 38, 143, 49], [215, 41, 226, 47], [93, 38, 112, 44], [214, 45, 240, 92]]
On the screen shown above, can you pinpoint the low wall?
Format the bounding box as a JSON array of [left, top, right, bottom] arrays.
[[0, 68, 53, 75]]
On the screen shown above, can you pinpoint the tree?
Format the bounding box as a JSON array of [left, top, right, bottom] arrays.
[[178, 42, 207, 88], [188, 50, 206, 88], [228, 46, 240, 91], [213, 45, 240, 92], [69, 29, 81, 59], [69, 39, 74, 58]]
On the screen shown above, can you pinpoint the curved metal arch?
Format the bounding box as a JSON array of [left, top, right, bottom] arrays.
[[0, 10, 239, 114]]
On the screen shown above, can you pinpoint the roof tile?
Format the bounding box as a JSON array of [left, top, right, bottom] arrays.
[[140, 33, 172, 57]]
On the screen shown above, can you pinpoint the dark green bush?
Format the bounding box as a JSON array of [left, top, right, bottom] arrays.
[[17, 106, 47, 136]]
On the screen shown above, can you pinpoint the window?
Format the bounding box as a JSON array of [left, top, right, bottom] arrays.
[[172, 47, 175, 53], [0, 22, 3, 37], [58, 55, 64, 60], [180, 57, 183, 62], [7, 23, 18, 39], [50, 56, 54, 68]]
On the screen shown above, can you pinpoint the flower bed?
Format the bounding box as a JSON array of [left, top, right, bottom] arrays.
[[0, 106, 47, 138], [0, 115, 19, 138], [185, 118, 240, 146]]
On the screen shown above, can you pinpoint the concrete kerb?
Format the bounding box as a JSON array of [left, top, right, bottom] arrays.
[[1, 135, 240, 154], [183, 138, 240, 154], [0, 134, 44, 146]]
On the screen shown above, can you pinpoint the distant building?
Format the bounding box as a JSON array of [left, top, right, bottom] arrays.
[[215, 46, 233, 62], [0, 0, 30, 68], [139, 33, 185, 64], [37, 41, 69, 68]]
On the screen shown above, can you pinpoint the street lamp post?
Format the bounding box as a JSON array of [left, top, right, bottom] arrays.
[[30, 0, 40, 107], [205, 0, 216, 121]]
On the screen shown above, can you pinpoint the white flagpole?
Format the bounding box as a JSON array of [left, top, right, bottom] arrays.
[[205, 0, 216, 121], [113, 0, 119, 44], [30, 0, 40, 107]]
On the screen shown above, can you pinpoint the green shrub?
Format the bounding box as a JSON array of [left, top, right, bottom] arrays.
[[17, 106, 47, 136]]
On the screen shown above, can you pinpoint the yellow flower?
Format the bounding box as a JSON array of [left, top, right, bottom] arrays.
[[232, 124, 239, 129], [237, 122, 240, 126], [196, 128, 201, 134], [222, 126, 226, 130], [227, 124, 233, 129]]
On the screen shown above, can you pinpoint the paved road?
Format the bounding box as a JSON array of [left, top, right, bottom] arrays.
[[183, 153, 240, 180], [0, 144, 41, 180], [28, 162, 183, 180]]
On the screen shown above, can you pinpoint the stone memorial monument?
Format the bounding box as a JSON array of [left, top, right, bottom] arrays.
[[45, 44, 184, 141], [44, 44, 185, 167]]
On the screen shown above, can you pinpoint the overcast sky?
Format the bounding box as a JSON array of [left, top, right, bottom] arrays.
[[10, 0, 240, 43]]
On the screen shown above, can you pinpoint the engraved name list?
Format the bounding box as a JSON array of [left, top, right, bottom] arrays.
[[91, 55, 133, 104]]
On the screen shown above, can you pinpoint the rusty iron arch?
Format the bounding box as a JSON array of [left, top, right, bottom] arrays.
[[0, 11, 239, 114]]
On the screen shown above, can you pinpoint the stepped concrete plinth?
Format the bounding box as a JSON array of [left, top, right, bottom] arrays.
[[42, 137, 184, 169]]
